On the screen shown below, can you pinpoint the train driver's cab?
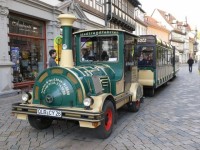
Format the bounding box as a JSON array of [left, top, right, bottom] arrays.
[[80, 36, 118, 62], [137, 46, 154, 67]]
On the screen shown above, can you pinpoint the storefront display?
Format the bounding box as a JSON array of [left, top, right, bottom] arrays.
[[8, 13, 46, 88]]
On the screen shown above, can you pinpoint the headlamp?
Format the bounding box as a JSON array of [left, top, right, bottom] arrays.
[[22, 92, 32, 103], [83, 97, 94, 107]]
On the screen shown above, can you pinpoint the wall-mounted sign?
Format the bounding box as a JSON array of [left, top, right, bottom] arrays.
[[11, 20, 32, 31], [55, 36, 62, 45], [8, 14, 44, 37]]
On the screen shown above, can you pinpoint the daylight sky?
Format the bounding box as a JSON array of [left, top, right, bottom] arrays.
[[139, 0, 199, 30]]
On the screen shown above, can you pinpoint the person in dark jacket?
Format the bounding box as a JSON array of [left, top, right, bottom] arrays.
[[187, 57, 194, 72], [101, 51, 109, 61], [48, 49, 58, 67]]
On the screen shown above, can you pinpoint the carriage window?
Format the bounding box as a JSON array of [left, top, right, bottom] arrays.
[[80, 36, 118, 62], [175, 54, 179, 63], [163, 49, 168, 65], [168, 51, 173, 65], [124, 34, 137, 66], [157, 47, 162, 66], [137, 46, 153, 66]]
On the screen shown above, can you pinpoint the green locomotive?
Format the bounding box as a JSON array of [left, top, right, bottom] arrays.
[[12, 14, 143, 139]]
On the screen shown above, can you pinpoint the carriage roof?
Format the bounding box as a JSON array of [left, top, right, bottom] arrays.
[[139, 35, 173, 49]]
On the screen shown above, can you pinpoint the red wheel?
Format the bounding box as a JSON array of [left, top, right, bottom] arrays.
[[105, 108, 113, 131], [96, 101, 114, 139]]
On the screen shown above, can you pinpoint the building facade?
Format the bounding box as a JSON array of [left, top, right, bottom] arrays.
[[60, 0, 141, 32], [0, 0, 142, 95], [0, 0, 61, 96], [145, 15, 170, 43], [151, 9, 189, 63], [134, 5, 147, 35]]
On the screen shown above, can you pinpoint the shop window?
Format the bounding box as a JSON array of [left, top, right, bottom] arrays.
[[10, 37, 45, 83], [8, 14, 45, 84]]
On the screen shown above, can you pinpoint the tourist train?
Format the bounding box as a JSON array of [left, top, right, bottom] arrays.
[[12, 14, 179, 139], [12, 14, 143, 139]]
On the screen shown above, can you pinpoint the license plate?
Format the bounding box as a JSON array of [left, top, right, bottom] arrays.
[[37, 108, 62, 118]]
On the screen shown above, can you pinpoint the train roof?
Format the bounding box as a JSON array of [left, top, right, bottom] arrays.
[[138, 34, 173, 49], [73, 28, 138, 37]]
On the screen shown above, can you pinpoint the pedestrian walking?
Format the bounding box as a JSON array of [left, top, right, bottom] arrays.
[[187, 57, 194, 72], [48, 49, 58, 67]]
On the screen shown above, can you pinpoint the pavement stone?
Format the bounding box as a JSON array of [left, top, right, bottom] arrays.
[[0, 64, 200, 150]]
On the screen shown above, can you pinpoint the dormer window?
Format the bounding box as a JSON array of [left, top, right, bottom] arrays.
[[165, 13, 170, 20]]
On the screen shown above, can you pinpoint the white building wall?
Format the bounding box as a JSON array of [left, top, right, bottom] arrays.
[[134, 9, 147, 36], [84, 11, 105, 27], [134, 22, 147, 36], [184, 34, 190, 63], [0, 1, 14, 95], [152, 9, 173, 31], [152, 9, 189, 63]]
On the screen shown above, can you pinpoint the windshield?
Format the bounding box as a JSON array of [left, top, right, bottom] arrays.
[[80, 36, 118, 62], [137, 46, 154, 66]]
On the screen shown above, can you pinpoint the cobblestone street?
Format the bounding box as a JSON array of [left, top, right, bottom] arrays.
[[0, 64, 200, 150]]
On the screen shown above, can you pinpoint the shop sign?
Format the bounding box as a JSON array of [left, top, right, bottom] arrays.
[[9, 16, 41, 36], [54, 36, 63, 64], [11, 20, 32, 32], [55, 36, 62, 45]]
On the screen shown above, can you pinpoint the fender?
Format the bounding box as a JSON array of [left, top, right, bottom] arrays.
[[90, 93, 115, 112], [129, 83, 143, 101]]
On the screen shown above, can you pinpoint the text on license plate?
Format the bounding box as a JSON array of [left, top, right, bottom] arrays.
[[37, 109, 62, 117]]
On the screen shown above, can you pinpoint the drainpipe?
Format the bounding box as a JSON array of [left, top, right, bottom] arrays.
[[57, 14, 76, 68]]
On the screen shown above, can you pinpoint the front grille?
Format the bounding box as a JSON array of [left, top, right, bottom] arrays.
[[100, 76, 109, 88]]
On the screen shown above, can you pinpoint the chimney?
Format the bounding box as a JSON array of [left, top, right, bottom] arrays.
[[57, 14, 77, 68]]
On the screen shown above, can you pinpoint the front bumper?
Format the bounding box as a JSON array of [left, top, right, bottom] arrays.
[[12, 103, 104, 122]]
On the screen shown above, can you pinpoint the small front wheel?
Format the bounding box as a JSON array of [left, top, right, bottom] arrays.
[[149, 87, 155, 97], [127, 100, 140, 112], [28, 115, 53, 130], [96, 101, 115, 139]]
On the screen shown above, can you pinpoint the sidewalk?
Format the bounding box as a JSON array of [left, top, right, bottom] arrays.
[[0, 89, 21, 99]]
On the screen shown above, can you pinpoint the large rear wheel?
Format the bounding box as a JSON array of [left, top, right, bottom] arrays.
[[96, 101, 115, 139], [28, 115, 53, 130]]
